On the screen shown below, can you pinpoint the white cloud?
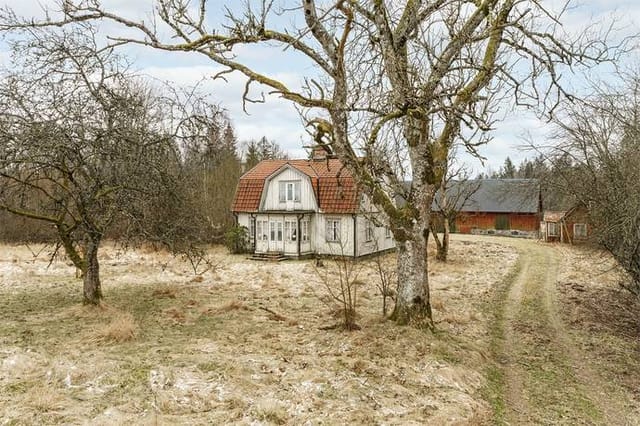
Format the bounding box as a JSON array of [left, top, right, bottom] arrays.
[[139, 63, 311, 157], [4, 0, 640, 167]]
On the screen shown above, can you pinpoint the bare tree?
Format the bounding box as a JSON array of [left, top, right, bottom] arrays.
[[2, 1, 619, 324], [548, 73, 640, 297], [0, 25, 213, 304], [370, 251, 396, 317], [315, 242, 363, 331], [431, 158, 480, 262]]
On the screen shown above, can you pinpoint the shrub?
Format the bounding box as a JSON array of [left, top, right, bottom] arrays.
[[224, 225, 250, 254]]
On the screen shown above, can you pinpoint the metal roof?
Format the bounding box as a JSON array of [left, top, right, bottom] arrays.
[[434, 179, 540, 214]]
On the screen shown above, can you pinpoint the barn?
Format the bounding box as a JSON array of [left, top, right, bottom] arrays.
[[434, 179, 541, 237]]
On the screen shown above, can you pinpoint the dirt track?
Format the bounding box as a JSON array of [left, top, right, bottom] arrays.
[[496, 239, 639, 425]]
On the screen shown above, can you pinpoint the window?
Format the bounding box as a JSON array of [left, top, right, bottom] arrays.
[[548, 222, 559, 237], [301, 220, 310, 242], [270, 221, 283, 241], [574, 223, 587, 238], [256, 220, 268, 241], [325, 218, 341, 242], [385, 227, 392, 239], [284, 220, 297, 241], [278, 181, 301, 202], [365, 220, 374, 242], [249, 218, 256, 243]]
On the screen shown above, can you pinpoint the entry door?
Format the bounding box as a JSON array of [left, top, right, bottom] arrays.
[[269, 220, 283, 252]]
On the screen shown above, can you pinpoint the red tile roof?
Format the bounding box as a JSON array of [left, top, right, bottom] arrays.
[[231, 158, 360, 214]]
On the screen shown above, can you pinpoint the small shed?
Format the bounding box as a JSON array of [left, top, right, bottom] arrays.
[[541, 204, 590, 244]]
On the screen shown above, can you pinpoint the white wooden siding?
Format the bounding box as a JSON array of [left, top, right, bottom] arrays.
[[356, 214, 396, 256], [314, 213, 356, 256], [261, 167, 317, 211], [355, 196, 396, 256]]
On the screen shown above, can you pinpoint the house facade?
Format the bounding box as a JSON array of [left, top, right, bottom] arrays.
[[541, 204, 591, 243], [231, 153, 395, 258]]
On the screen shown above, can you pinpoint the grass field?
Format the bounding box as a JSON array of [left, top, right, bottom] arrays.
[[0, 236, 637, 424]]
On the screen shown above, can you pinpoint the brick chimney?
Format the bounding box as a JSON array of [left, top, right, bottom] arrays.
[[311, 144, 334, 161]]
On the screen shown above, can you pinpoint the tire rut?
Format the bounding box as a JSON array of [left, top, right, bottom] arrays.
[[499, 241, 607, 424]]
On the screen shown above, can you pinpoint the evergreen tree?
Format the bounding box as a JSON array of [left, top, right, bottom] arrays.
[[500, 157, 516, 178]]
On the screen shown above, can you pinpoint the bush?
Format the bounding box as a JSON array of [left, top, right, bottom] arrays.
[[225, 226, 249, 254]]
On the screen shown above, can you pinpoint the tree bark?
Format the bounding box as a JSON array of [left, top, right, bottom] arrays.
[[391, 232, 433, 327], [82, 236, 102, 305], [437, 218, 450, 262]]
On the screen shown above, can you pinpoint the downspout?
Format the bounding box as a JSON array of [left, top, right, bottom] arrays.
[[297, 214, 303, 257], [352, 214, 357, 258]]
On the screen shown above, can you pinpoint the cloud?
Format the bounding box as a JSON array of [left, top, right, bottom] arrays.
[[139, 63, 311, 157], [5, 0, 640, 167]]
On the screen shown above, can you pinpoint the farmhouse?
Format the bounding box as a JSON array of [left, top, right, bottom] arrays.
[[231, 149, 395, 258], [434, 179, 541, 237], [541, 204, 591, 243]]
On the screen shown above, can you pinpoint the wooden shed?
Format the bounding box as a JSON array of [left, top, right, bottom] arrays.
[[541, 204, 590, 244]]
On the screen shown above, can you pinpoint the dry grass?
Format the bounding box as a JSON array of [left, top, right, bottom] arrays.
[[2, 236, 634, 424], [152, 286, 179, 299], [91, 311, 138, 343], [23, 383, 69, 413], [213, 299, 249, 313]]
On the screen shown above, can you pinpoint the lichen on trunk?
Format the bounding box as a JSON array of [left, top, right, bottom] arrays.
[[82, 236, 102, 305], [391, 236, 434, 328]]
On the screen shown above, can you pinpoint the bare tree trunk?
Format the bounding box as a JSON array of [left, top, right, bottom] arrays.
[[57, 224, 85, 272], [430, 221, 444, 258], [391, 234, 433, 327], [82, 236, 102, 305], [439, 219, 450, 262]]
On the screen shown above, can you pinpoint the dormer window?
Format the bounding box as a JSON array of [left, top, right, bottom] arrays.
[[279, 180, 301, 202]]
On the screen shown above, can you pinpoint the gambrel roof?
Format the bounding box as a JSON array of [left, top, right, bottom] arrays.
[[231, 158, 359, 214]]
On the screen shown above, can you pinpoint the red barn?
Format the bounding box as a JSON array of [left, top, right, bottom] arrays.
[[434, 179, 541, 237]]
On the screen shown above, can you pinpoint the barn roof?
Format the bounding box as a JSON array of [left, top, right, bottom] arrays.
[[231, 158, 359, 214], [434, 179, 540, 214]]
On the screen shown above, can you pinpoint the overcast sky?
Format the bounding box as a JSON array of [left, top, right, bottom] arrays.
[[2, 0, 639, 173]]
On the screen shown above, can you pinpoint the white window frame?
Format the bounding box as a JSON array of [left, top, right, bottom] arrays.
[[385, 227, 392, 239], [270, 221, 283, 242], [365, 219, 374, 242], [548, 222, 559, 237], [325, 218, 341, 242], [574, 223, 587, 238], [257, 220, 268, 241], [301, 220, 310, 242], [278, 181, 301, 202], [284, 219, 298, 241], [249, 218, 256, 243]]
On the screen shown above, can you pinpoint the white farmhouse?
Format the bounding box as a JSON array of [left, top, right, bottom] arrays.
[[231, 149, 395, 258]]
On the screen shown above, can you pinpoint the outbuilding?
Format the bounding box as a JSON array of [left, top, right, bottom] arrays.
[[541, 204, 591, 244]]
